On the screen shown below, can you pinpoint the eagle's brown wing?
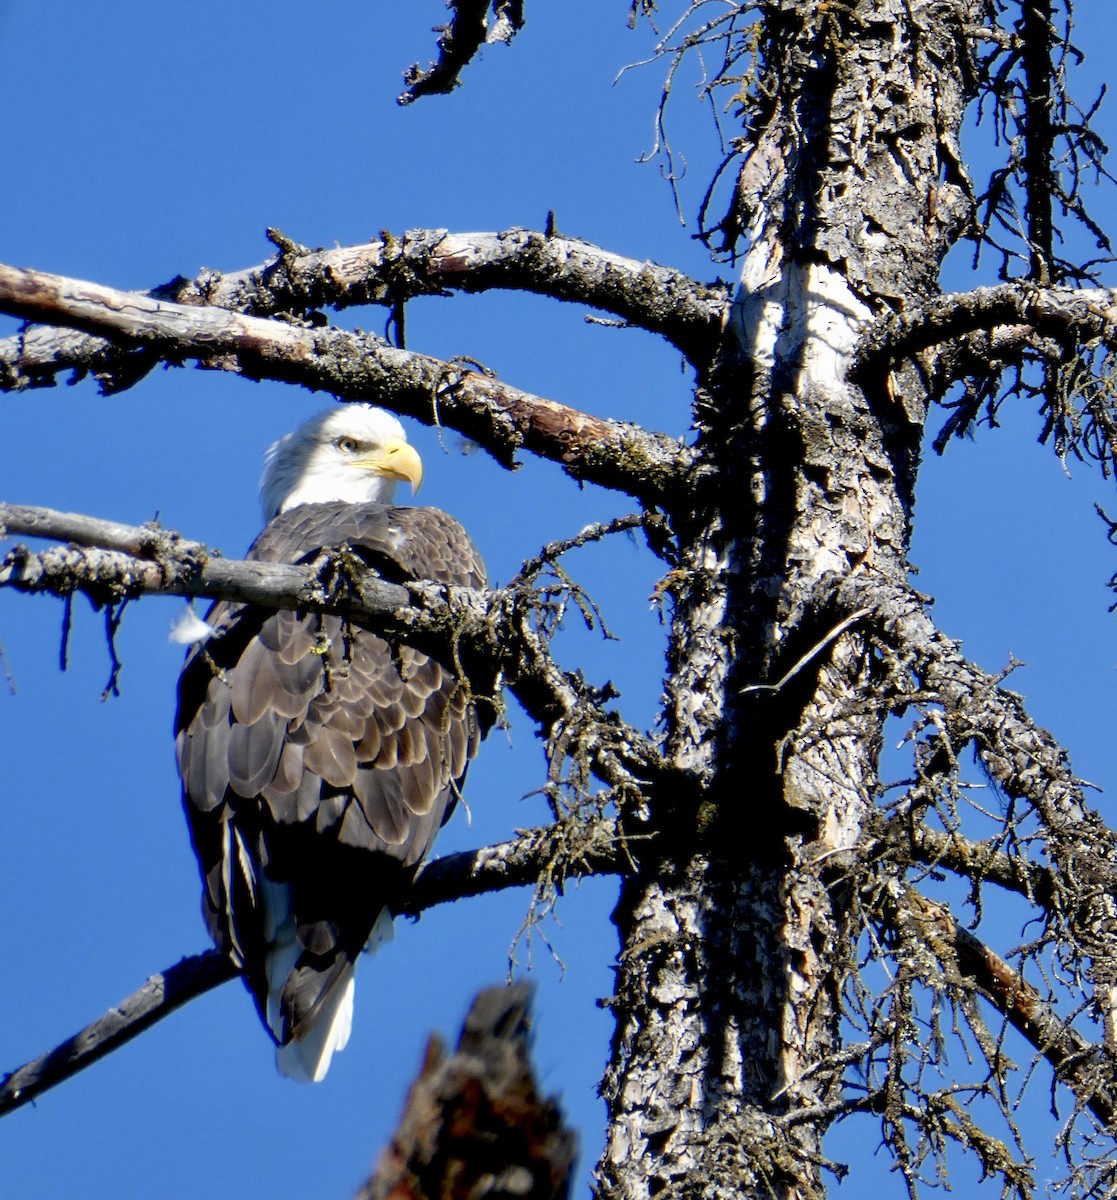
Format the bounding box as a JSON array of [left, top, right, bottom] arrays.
[[175, 502, 486, 1079]]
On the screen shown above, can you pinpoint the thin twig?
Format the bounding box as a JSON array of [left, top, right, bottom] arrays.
[[740, 610, 870, 695]]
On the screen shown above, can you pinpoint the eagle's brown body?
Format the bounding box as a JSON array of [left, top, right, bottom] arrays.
[[175, 497, 485, 1080]]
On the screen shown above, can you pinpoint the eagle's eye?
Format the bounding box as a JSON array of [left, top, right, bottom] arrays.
[[336, 436, 360, 454]]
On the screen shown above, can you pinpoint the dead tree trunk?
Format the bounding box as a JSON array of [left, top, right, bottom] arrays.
[[600, 3, 982, 1195]]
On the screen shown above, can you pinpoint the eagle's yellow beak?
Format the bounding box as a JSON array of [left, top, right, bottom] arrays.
[[361, 438, 423, 494]]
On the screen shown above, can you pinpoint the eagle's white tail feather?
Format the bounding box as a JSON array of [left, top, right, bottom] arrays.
[[275, 970, 356, 1083], [260, 893, 394, 1082]]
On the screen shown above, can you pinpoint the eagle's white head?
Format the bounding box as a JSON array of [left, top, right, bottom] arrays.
[[260, 405, 423, 521]]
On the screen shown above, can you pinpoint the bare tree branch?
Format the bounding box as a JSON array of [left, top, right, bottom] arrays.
[[0, 951, 236, 1119], [841, 575, 1101, 835], [1019, 0, 1056, 285], [385, 228, 727, 363], [0, 503, 201, 556], [0, 502, 413, 619], [904, 889, 1117, 1129], [0, 820, 626, 1120], [406, 818, 628, 912], [852, 283, 1117, 384], [888, 818, 1054, 907], [838, 574, 1117, 1064], [0, 229, 725, 381], [969, 0, 1114, 287], [0, 502, 667, 797], [0, 321, 158, 395], [0, 263, 693, 506], [399, 1, 525, 106]]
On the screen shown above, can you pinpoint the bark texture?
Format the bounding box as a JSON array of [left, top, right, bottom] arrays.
[[5, 3, 1117, 1199], [598, 2, 986, 1196]]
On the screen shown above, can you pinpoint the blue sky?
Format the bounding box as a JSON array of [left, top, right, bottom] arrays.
[[2, 3, 1117, 1197]]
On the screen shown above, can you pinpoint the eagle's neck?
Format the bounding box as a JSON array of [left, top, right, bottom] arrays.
[[263, 456, 399, 520]]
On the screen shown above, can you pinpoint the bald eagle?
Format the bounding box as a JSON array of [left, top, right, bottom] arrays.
[[174, 405, 486, 1082]]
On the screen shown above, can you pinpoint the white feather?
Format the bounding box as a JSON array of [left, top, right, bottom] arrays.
[[169, 604, 216, 645], [261, 884, 395, 1082], [275, 971, 356, 1084]]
